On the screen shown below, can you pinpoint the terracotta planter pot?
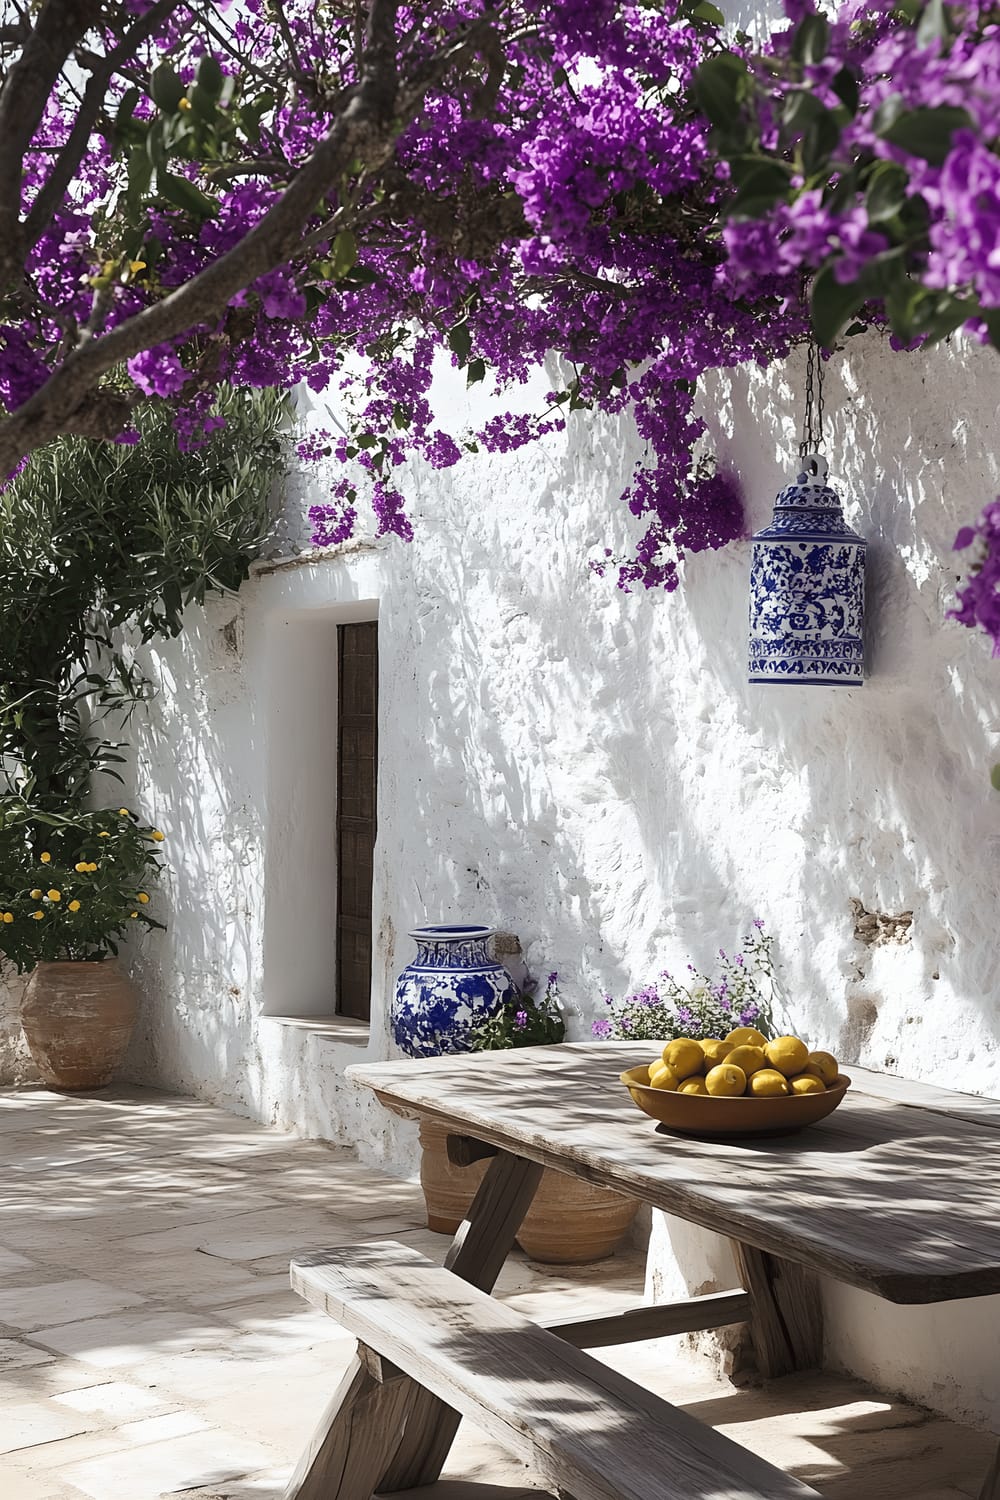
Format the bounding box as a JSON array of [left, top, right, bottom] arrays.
[[418, 1117, 639, 1264], [21, 960, 138, 1091]]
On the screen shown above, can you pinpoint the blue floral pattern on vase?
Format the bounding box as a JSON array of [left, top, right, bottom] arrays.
[[392, 926, 515, 1058], [748, 454, 866, 686]]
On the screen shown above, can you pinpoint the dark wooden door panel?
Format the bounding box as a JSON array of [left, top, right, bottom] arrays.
[[336, 622, 377, 1021]]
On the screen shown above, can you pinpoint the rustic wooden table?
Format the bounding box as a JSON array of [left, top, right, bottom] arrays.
[[285, 1044, 1000, 1500]]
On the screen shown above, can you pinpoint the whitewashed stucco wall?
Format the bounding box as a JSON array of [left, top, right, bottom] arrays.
[[4, 329, 1000, 1426]]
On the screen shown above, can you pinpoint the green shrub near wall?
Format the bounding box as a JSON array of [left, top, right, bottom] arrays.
[[0, 387, 290, 806]]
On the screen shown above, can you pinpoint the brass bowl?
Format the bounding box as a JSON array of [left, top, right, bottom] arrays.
[[619, 1063, 851, 1137]]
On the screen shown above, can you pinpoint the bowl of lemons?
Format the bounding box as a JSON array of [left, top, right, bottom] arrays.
[[620, 1028, 850, 1136]]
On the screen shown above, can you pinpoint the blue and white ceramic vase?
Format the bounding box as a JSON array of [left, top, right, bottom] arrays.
[[748, 453, 866, 686], [391, 925, 515, 1058]]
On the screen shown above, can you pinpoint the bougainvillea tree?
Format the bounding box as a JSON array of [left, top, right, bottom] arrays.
[[2, 1, 1000, 626]]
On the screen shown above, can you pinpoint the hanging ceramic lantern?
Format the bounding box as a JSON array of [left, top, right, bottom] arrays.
[[748, 339, 866, 686], [747, 454, 866, 685]]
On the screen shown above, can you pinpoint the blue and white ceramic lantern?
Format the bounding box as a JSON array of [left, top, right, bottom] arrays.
[[748, 454, 866, 686], [391, 925, 515, 1058]]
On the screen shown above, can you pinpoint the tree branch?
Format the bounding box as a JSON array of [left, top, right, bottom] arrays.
[[23, 0, 187, 252], [0, 1, 406, 476], [0, 0, 103, 288]]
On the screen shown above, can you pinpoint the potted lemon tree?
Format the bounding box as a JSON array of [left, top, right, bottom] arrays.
[[0, 800, 165, 1090]]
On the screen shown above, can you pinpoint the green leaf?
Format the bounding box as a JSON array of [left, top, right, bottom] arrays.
[[729, 161, 794, 216], [801, 108, 841, 177], [865, 161, 909, 222], [916, 0, 948, 49], [150, 62, 185, 114], [157, 171, 217, 219], [685, 0, 725, 23], [810, 263, 865, 350], [991, 763, 1000, 793], [330, 229, 357, 279], [792, 13, 829, 66], [448, 322, 472, 365], [693, 53, 749, 128], [831, 66, 859, 116], [188, 83, 217, 121], [197, 53, 224, 96], [466, 358, 486, 385], [113, 87, 142, 149], [881, 106, 972, 166]]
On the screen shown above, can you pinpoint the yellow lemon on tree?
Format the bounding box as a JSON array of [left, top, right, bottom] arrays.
[[705, 1063, 747, 1097], [724, 1026, 768, 1049], [662, 1037, 704, 1079], [749, 1068, 790, 1097], [39, 852, 51, 863], [700, 1037, 730, 1068], [789, 1074, 825, 1096], [46, 889, 61, 902], [725, 1044, 766, 1077], [68, 900, 81, 913], [30, 888, 42, 900], [1, 912, 12, 924], [648, 1061, 679, 1092], [806, 1051, 839, 1086], [678, 1077, 709, 1096], [764, 1035, 809, 1078]]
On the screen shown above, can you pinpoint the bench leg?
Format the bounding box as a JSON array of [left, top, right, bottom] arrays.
[[979, 1443, 1000, 1500], [282, 1354, 412, 1500], [730, 1240, 822, 1378], [377, 1148, 545, 1490], [283, 1148, 543, 1500]]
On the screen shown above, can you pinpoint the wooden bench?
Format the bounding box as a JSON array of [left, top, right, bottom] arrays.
[[288, 1239, 822, 1500]]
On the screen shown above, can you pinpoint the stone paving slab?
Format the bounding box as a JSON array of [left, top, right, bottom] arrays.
[[0, 1084, 995, 1500]]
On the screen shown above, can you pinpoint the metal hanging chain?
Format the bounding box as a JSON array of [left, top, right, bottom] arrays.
[[798, 337, 826, 457]]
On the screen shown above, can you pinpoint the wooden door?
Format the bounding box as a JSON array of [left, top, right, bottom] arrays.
[[336, 621, 378, 1020]]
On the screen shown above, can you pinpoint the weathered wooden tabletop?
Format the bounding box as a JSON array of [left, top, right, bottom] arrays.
[[349, 1043, 1000, 1306]]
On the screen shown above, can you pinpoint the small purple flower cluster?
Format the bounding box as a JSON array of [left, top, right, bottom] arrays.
[[950, 502, 1000, 653], [593, 924, 779, 1044]]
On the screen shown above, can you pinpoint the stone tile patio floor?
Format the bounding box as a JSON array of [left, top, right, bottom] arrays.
[[0, 1086, 994, 1500]]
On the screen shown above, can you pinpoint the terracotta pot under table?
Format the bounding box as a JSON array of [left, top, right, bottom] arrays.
[[21, 960, 138, 1091], [418, 1116, 639, 1265]]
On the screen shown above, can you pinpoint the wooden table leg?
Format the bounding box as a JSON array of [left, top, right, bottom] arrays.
[[282, 1147, 543, 1500], [979, 1444, 1000, 1500], [282, 1354, 412, 1500], [377, 1148, 545, 1490], [730, 1240, 823, 1379]]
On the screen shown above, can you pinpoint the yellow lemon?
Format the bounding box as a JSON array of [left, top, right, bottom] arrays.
[[724, 1026, 768, 1049], [764, 1035, 809, 1078], [136, 892, 150, 904], [74, 862, 88, 873], [725, 1044, 766, 1077], [2, 912, 12, 924], [98, 831, 111, 838], [749, 1068, 790, 1097], [806, 1051, 839, 1086], [705, 1063, 746, 1097], [700, 1037, 730, 1068], [151, 830, 165, 841], [30, 889, 42, 900], [648, 1059, 673, 1087], [648, 1062, 679, 1092], [119, 809, 130, 816], [129, 911, 138, 919], [31, 911, 44, 920], [39, 852, 51, 863], [789, 1073, 825, 1095], [46, 889, 61, 902], [678, 1077, 708, 1095], [662, 1037, 704, 1079]]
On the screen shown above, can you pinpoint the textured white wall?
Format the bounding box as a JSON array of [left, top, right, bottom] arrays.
[[4, 329, 1000, 1424]]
